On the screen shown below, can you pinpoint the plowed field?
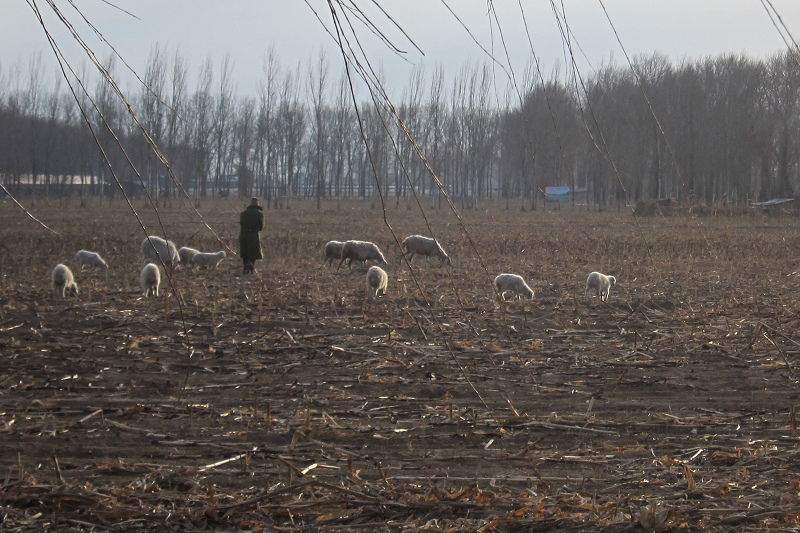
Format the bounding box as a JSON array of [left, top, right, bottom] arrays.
[[1, 198, 799, 531]]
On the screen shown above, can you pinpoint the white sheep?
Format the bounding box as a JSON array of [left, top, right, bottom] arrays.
[[366, 265, 388, 296], [401, 235, 451, 265], [74, 250, 108, 270], [141, 263, 161, 297], [324, 240, 345, 266], [338, 240, 388, 270], [494, 273, 534, 300], [178, 246, 200, 266], [140, 236, 179, 269], [585, 271, 616, 302], [52, 264, 78, 298], [192, 250, 226, 268]]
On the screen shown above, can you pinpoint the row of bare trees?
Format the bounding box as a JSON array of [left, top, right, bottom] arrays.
[[1, 48, 799, 207]]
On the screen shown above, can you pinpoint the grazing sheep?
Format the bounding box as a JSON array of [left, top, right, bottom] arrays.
[[178, 246, 200, 266], [401, 235, 451, 265], [585, 271, 616, 302], [192, 250, 226, 268], [494, 273, 534, 300], [366, 265, 388, 296], [338, 240, 388, 270], [74, 250, 107, 270], [141, 263, 161, 297], [52, 264, 78, 298], [324, 240, 345, 266], [140, 236, 179, 269]]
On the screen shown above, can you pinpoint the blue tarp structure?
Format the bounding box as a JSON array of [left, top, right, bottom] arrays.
[[545, 186, 571, 203], [752, 198, 794, 206], [752, 197, 795, 215]]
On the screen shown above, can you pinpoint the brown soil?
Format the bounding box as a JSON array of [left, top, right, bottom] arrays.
[[1, 198, 799, 531]]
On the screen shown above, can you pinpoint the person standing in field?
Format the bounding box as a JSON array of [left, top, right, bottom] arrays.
[[239, 197, 265, 274]]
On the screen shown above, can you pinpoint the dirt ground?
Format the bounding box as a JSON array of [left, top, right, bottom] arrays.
[[1, 197, 800, 531]]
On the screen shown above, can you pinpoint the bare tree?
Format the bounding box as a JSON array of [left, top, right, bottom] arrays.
[[190, 58, 214, 197], [762, 51, 800, 199], [93, 55, 125, 197], [255, 48, 280, 205], [212, 54, 235, 196], [41, 74, 63, 194], [139, 45, 168, 199], [277, 63, 305, 206], [307, 49, 329, 209], [395, 64, 425, 203], [447, 66, 468, 206], [426, 64, 446, 208], [23, 53, 45, 192], [234, 97, 257, 197], [164, 49, 188, 198], [331, 73, 354, 200], [463, 63, 494, 205]]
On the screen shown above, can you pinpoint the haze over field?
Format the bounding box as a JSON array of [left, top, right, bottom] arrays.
[[3, 2, 800, 207], [3, 1, 800, 92]]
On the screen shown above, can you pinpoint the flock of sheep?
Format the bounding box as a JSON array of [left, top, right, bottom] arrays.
[[325, 235, 617, 302], [50, 236, 227, 299], [50, 232, 617, 304]]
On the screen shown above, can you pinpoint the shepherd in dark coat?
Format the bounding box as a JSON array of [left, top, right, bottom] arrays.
[[239, 197, 265, 274]]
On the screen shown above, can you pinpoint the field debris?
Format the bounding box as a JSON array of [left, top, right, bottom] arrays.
[[1, 200, 800, 531]]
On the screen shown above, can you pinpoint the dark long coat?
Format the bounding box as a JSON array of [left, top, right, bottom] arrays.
[[239, 205, 265, 262]]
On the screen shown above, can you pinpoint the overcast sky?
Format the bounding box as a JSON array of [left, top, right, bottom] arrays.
[[3, 1, 800, 97]]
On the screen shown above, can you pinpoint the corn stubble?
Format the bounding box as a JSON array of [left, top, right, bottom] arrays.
[[0, 198, 799, 531]]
